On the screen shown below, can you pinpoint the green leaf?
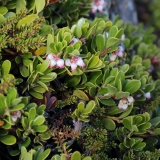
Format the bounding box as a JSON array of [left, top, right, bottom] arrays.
[[65, 75, 81, 87], [124, 80, 141, 93], [102, 118, 116, 130], [20, 65, 29, 77], [17, 14, 38, 28], [71, 151, 81, 160], [36, 60, 50, 73], [115, 28, 124, 39], [115, 91, 130, 99], [0, 135, 16, 145], [100, 98, 115, 106], [28, 107, 36, 122], [7, 88, 17, 106], [37, 81, 48, 91], [119, 104, 133, 119], [0, 14, 6, 23], [123, 116, 133, 131], [107, 84, 118, 95], [16, 0, 26, 13], [1, 60, 11, 76], [0, 6, 8, 15], [33, 115, 45, 126], [51, 155, 61, 160], [73, 90, 89, 101], [35, 47, 47, 56], [35, 0, 45, 14], [108, 26, 118, 38], [77, 102, 85, 113], [21, 137, 31, 148], [29, 91, 43, 99], [34, 125, 47, 132], [40, 25, 52, 37], [119, 64, 129, 73], [106, 37, 121, 48], [88, 56, 99, 68], [32, 86, 46, 93], [107, 106, 123, 115], [96, 34, 105, 51], [47, 34, 54, 54], [83, 100, 95, 114], [39, 149, 51, 160], [10, 150, 20, 156], [150, 117, 160, 126], [83, 157, 92, 160], [10, 103, 25, 111], [132, 142, 146, 151]]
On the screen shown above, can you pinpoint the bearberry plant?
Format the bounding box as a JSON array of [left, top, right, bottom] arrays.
[[0, 0, 160, 160]]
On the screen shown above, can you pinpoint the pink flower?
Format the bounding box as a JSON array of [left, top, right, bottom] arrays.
[[71, 63, 77, 72], [56, 59, 64, 68], [76, 57, 85, 67], [65, 56, 85, 72], [11, 111, 21, 123], [127, 96, 135, 105], [46, 53, 54, 60], [65, 59, 71, 66], [110, 53, 117, 62], [70, 38, 79, 45], [121, 34, 125, 41], [118, 98, 128, 110], [117, 46, 124, 58], [118, 96, 134, 110], [91, 0, 105, 13], [144, 92, 151, 99], [46, 53, 64, 68], [50, 59, 56, 68]]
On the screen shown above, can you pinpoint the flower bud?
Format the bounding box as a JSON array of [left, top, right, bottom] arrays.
[[49, 59, 56, 68], [56, 59, 64, 68], [71, 63, 77, 72], [76, 57, 85, 67], [65, 59, 71, 66]]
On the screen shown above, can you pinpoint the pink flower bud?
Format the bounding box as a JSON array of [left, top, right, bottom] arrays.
[[110, 53, 117, 62], [49, 59, 57, 68], [117, 46, 124, 58], [46, 53, 54, 60], [56, 59, 64, 68], [144, 92, 151, 99], [11, 111, 21, 122], [65, 59, 71, 66], [118, 99, 128, 110], [127, 96, 134, 105], [71, 63, 77, 72], [76, 57, 85, 67], [121, 34, 125, 41], [117, 51, 123, 58], [98, 5, 103, 12]]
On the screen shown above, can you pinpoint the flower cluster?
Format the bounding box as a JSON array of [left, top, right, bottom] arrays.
[[118, 96, 134, 110], [91, 0, 105, 13], [65, 56, 85, 72], [46, 54, 65, 68], [46, 54, 85, 72], [11, 111, 21, 122], [109, 46, 124, 62]]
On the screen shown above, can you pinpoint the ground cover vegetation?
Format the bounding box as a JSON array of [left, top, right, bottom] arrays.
[[0, 0, 160, 159]]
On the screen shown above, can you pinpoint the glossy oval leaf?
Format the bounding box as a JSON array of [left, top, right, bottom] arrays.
[[0, 135, 16, 145], [102, 118, 116, 130], [123, 80, 141, 93]]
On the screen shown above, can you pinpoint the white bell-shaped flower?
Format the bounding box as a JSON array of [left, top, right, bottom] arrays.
[[56, 59, 64, 68], [76, 57, 85, 67], [144, 92, 151, 99]]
